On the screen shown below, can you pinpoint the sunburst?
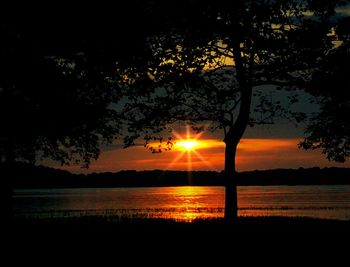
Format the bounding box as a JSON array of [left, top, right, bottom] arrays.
[[166, 125, 215, 171]]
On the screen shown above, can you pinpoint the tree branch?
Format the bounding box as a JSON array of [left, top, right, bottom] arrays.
[[208, 44, 234, 59]]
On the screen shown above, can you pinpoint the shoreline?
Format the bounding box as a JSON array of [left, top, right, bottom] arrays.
[[4, 162, 350, 188]]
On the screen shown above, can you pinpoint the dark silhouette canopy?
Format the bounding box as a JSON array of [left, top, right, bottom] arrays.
[[117, 0, 350, 220], [0, 4, 151, 166], [0, 3, 150, 219], [300, 15, 350, 162]]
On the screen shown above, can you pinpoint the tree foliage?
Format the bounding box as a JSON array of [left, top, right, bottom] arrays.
[[300, 14, 350, 162], [0, 13, 135, 166], [119, 0, 345, 155]]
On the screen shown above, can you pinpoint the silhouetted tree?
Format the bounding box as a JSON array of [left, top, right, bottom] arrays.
[[300, 15, 350, 162], [119, 0, 348, 220], [0, 5, 150, 220]]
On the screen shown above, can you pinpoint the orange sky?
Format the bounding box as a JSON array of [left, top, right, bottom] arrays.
[[60, 138, 350, 173]]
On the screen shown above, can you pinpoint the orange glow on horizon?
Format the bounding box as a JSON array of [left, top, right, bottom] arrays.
[[55, 137, 350, 173]]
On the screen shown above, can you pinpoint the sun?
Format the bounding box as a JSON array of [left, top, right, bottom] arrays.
[[165, 125, 215, 171], [176, 140, 199, 151]]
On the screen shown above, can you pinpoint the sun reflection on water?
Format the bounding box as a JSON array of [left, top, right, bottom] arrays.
[[13, 186, 350, 222], [168, 186, 219, 222]]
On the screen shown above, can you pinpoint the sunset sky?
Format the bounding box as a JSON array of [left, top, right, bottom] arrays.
[[53, 84, 350, 173], [57, 123, 350, 173]]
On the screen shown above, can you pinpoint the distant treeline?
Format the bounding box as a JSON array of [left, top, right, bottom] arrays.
[[2, 162, 350, 189]]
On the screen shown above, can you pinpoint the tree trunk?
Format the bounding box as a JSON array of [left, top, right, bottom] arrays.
[[222, 42, 253, 221], [224, 141, 238, 221]]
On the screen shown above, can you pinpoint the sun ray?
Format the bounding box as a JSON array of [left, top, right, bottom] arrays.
[[172, 130, 184, 141], [187, 150, 192, 171], [172, 124, 207, 143], [192, 150, 217, 170], [187, 150, 193, 184], [192, 128, 206, 140], [167, 124, 216, 172], [166, 150, 186, 169], [186, 125, 191, 139]]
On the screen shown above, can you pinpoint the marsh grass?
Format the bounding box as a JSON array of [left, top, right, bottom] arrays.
[[14, 205, 350, 223], [12, 215, 350, 234]]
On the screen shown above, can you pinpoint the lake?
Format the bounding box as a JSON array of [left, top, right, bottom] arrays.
[[13, 185, 350, 221]]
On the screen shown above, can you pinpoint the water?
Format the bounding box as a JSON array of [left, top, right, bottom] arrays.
[[13, 185, 350, 221]]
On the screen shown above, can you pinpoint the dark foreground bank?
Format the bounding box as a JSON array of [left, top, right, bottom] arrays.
[[9, 216, 350, 236], [5, 216, 350, 261]]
